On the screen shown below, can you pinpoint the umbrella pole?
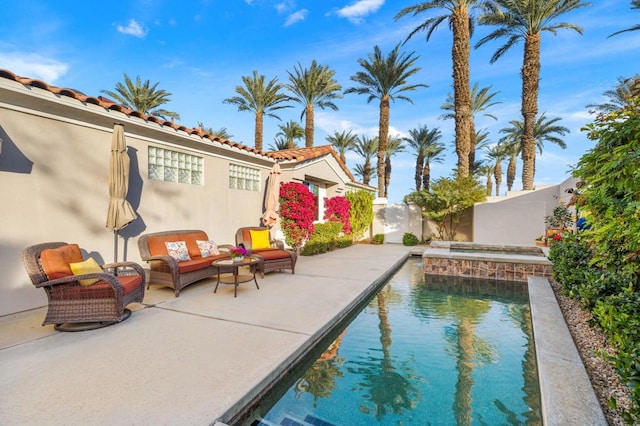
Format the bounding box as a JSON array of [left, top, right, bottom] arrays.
[[113, 230, 118, 263]]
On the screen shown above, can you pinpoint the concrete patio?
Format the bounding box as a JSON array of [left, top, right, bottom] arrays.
[[0, 243, 604, 425]]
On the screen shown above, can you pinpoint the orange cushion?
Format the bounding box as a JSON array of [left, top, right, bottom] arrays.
[[257, 249, 291, 261], [40, 244, 83, 280], [177, 258, 213, 274], [242, 229, 251, 243], [147, 232, 208, 258], [53, 275, 143, 299]]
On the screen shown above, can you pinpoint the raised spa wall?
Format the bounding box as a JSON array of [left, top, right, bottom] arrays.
[[422, 241, 553, 282]]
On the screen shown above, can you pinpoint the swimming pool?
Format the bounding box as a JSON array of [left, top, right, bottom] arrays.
[[248, 259, 541, 425]]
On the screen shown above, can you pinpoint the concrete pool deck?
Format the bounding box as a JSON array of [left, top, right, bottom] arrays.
[[0, 243, 605, 425]]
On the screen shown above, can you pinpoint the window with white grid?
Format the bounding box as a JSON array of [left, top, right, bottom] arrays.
[[148, 147, 203, 185], [229, 164, 260, 191]]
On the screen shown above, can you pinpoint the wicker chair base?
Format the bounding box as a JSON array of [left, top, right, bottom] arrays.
[[53, 309, 132, 332]]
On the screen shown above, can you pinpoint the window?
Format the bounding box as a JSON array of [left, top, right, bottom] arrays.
[[303, 181, 324, 221], [229, 164, 260, 191], [148, 147, 203, 185]]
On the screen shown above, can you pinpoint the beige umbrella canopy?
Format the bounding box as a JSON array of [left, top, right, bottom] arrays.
[[261, 162, 281, 227], [106, 124, 137, 261]]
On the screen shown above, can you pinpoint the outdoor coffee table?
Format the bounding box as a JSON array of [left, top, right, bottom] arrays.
[[212, 256, 261, 297]]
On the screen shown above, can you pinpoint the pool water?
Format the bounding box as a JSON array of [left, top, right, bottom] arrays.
[[250, 259, 541, 425]]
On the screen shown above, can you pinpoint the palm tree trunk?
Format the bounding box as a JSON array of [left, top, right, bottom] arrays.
[[364, 160, 371, 186], [305, 104, 314, 147], [384, 155, 391, 198], [452, 5, 472, 178], [415, 153, 424, 191], [521, 34, 540, 190], [255, 109, 264, 151], [377, 97, 390, 198], [468, 124, 476, 175], [507, 155, 516, 191], [486, 174, 493, 196], [494, 161, 502, 196], [422, 162, 431, 192]]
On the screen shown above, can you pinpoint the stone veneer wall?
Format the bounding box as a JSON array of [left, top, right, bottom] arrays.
[[423, 257, 553, 282]]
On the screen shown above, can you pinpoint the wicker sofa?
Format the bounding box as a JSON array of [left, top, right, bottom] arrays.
[[235, 227, 297, 275], [137, 230, 231, 297]]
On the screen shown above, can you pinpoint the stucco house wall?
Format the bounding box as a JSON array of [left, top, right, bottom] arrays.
[[0, 71, 373, 316]]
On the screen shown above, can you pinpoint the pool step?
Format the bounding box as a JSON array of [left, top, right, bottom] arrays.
[[253, 414, 339, 426]]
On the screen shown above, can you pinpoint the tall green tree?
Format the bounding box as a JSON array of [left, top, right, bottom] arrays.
[[346, 44, 426, 197], [384, 135, 406, 198], [587, 75, 640, 114], [197, 123, 233, 140], [609, 0, 640, 37], [223, 70, 291, 151], [326, 130, 358, 165], [498, 113, 569, 186], [286, 61, 343, 147], [276, 120, 305, 149], [476, 0, 589, 189], [397, 0, 485, 178], [441, 82, 501, 173], [351, 135, 379, 185], [102, 73, 180, 120], [485, 144, 506, 196], [268, 136, 296, 151], [499, 140, 519, 191], [403, 125, 445, 191], [477, 162, 494, 195]]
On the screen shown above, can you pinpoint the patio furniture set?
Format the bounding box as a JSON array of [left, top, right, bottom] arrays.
[[22, 227, 297, 331]]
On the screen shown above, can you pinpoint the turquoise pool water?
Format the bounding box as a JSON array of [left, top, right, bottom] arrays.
[[250, 259, 541, 425]]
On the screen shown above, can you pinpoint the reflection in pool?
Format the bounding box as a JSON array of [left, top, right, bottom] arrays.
[[250, 259, 541, 425]]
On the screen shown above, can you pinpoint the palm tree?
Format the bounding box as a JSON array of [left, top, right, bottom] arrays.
[[384, 135, 406, 198], [609, 0, 640, 37], [498, 113, 569, 187], [586, 74, 640, 114], [102, 73, 180, 120], [477, 162, 494, 196], [346, 44, 426, 198], [197, 123, 233, 140], [396, 0, 485, 178], [403, 125, 444, 191], [351, 135, 379, 185], [485, 144, 506, 196], [286, 61, 343, 147], [223, 70, 291, 151], [268, 136, 297, 151], [476, 0, 589, 190], [326, 130, 358, 165], [499, 141, 520, 191], [276, 120, 305, 149], [441, 82, 501, 174]]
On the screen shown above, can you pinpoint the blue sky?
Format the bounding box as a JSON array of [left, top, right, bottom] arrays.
[[1, 0, 639, 202]]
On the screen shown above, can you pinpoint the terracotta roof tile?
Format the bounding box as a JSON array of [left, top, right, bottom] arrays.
[[0, 68, 368, 187], [267, 145, 356, 182]]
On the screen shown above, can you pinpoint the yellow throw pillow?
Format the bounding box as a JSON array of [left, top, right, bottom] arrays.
[[249, 229, 271, 250], [69, 257, 103, 286]]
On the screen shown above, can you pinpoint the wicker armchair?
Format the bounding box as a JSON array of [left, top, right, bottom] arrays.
[[22, 242, 145, 331], [235, 227, 297, 276]]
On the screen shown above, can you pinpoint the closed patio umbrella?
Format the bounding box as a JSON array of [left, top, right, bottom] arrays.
[[106, 124, 137, 262], [261, 162, 281, 227]]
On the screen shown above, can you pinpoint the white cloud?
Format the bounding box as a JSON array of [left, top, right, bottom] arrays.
[[275, 0, 295, 14], [334, 0, 385, 24], [0, 52, 68, 82], [285, 9, 308, 27], [117, 19, 148, 38]]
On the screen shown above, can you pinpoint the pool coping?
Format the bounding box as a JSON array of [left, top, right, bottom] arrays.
[[528, 276, 607, 425]]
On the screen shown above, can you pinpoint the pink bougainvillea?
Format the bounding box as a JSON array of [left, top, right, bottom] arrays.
[[279, 182, 316, 250], [323, 196, 351, 234]]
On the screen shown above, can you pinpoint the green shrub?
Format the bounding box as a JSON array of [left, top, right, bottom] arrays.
[[402, 232, 419, 246], [300, 221, 352, 256], [372, 234, 384, 245], [346, 190, 374, 240]]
